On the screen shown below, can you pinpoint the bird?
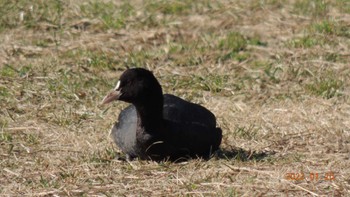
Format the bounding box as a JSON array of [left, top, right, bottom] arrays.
[[102, 68, 222, 161]]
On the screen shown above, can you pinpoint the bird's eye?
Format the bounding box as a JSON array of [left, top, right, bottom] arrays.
[[114, 80, 121, 90]]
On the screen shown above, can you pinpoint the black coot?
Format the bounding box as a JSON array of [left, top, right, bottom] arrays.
[[102, 68, 222, 161]]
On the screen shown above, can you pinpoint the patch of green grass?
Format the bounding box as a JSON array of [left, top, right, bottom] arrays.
[[2, 134, 25, 154], [87, 148, 115, 163], [0, 65, 17, 77], [45, 69, 100, 107], [312, 20, 335, 34], [41, 63, 110, 111], [0, 132, 13, 143], [311, 20, 350, 38], [145, 0, 193, 15], [0, 86, 10, 99], [80, 1, 134, 30], [39, 175, 60, 189], [123, 34, 213, 68], [286, 65, 314, 81], [47, 71, 77, 98], [219, 32, 247, 53], [288, 36, 319, 48], [86, 52, 117, 70], [293, 0, 329, 17], [334, 0, 350, 13], [144, 0, 221, 16], [225, 188, 239, 197], [47, 105, 93, 127], [218, 32, 248, 62], [263, 64, 282, 84], [217, 33, 265, 63], [166, 74, 230, 94], [0, 64, 33, 78], [19, 64, 33, 77], [286, 66, 302, 81], [306, 73, 343, 99], [166, 41, 209, 67], [49, 110, 75, 127], [251, 61, 282, 84], [168, 43, 183, 54], [58, 169, 76, 180], [248, 0, 287, 10], [325, 53, 347, 63], [134, 13, 165, 28], [234, 126, 258, 140], [235, 52, 250, 62], [287, 20, 349, 49], [169, 54, 202, 67], [247, 36, 267, 47], [0, 0, 65, 31], [0, 130, 14, 154], [34, 39, 50, 47], [26, 133, 40, 145], [199, 74, 229, 93], [60, 49, 119, 71], [124, 50, 152, 68], [0, 119, 8, 129]]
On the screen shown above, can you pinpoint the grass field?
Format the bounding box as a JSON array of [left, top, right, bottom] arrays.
[[1, 0, 349, 196]]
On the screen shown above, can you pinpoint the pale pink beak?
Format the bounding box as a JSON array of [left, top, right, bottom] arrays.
[[101, 90, 121, 105]]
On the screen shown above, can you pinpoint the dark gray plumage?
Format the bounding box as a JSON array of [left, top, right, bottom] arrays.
[[102, 68, 222, 161]]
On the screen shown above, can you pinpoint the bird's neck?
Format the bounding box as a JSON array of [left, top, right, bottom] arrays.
[[134, 99, 163, 132]]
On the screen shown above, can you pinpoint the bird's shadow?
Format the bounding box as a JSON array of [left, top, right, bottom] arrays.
[[113, 146, 274, 163], [214, 146, 275, 162]]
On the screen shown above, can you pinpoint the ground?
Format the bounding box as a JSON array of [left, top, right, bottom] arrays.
[[0, 0, 349, 196]]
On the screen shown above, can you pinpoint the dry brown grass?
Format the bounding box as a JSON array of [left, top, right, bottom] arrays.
[[1, 0, 350, 196]]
